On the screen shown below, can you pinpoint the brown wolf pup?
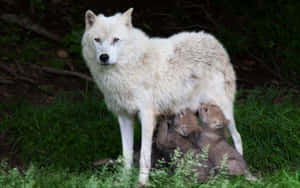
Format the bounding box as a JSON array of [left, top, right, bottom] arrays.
[[156, 112, 213, 182], [174, 104, 256, 180]]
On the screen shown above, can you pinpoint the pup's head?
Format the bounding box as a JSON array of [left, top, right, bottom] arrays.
[[199, 103, 230, 130], [173, 109, 200, 136], [82, 8, 134, 66]]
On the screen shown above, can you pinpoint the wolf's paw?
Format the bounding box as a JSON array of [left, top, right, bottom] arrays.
[[246, 172, 258, 181], [139, 172, 149, 187]]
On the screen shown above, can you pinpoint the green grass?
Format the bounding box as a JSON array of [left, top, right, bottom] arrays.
[[0, 87, 299, 187], [235, 88, 300, 172], [0, 93, 122, 169], [0, 159, 299, 188]]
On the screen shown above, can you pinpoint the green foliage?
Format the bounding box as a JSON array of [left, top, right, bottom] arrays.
[[149, 150, 211, 188], [215, 0, 300, 83], [0, 21, 59, 66], [0, 159, 140, 188], [20, 39, 51, 63], [0, 93, 122, 170], [30, 0, 45, 12], [1, 157, 299, 188], [235, 88, 300, 171], [0, 35, 21, 43], [0, 21, 70, 69], [0, 88, 300, 187], [46, 58, 65, 69], [63, 25, 84, 59]]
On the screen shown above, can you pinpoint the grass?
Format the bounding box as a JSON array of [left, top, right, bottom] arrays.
[[0, 92, 122, 169], [0, 159, 299, 188], [235, 88, 300, 172], [0, 87, 299, 187]]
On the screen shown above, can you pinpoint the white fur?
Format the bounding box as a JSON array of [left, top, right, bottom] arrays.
[[82, 8, 242, 185]]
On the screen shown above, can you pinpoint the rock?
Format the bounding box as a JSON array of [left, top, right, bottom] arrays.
[[242, 60, 257, 66], [56, 49, 69, 58]]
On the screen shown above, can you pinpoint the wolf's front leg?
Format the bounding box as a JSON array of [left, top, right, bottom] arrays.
[[138, 109, 156, 185], [118, 113, 135, 169]]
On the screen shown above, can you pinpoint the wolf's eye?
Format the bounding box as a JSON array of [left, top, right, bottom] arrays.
[[112, 37, 120, 44], [94, 38, 101, 43]]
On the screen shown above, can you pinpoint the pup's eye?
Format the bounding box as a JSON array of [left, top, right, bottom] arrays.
[[204, 108, 208, 112], [112, 37, 120, 44], [94, 38, 101, 43]]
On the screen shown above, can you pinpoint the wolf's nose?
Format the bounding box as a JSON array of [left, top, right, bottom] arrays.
[[100, 54, 109, 62]]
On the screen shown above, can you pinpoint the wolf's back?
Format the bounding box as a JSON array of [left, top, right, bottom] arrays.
[[169, 31, 236, 101]]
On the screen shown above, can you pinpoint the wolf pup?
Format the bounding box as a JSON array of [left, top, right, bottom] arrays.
[[81, 8, 241, 185], [156, 113, 213, 182], [183, 103, 254, 179]]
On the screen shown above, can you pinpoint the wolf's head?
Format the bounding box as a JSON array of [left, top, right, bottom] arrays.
[[199, 103, 230, 130], [173, 109, 200, 137], [82, 8, 134, 66]]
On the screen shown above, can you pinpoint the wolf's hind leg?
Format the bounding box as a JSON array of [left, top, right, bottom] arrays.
[[213, 96, 243, 155], [227, 115, 243, 155]]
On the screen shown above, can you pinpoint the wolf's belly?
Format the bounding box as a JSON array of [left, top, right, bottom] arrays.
[[153, 80, 204, 115]]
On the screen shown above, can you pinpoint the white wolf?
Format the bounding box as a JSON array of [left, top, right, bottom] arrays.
[[82, 8, 242, 185]]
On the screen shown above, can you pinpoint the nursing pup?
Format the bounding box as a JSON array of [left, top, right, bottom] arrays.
[[174, 104, 255, 180], [156, 113, 213, 182]]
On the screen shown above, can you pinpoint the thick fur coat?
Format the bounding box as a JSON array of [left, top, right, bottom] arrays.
[[81, 8, 242, 185]]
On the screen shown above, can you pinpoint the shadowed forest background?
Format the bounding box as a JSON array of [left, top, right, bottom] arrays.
[[1, 0, 299, 95], [0, 0, 299, 187]]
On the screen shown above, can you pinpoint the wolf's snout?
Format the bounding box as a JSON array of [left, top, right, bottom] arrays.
[[100, 54, 109, 63]]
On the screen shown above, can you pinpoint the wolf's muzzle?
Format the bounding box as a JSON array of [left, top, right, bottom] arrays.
[[100, 54, 109, 62]]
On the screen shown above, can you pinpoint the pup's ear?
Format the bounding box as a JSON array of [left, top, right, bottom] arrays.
[[200, 103, 208, 110], [209, 99, 217, 105], [122, 8, 133, 28], [85, 10, 96, 30]]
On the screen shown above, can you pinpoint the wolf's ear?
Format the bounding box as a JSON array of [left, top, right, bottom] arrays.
[[85, 10, 96, 30], [122, 8, 133, 28]]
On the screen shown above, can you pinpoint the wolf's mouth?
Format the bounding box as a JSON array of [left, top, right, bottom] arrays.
[[100, 62, 110, 66]]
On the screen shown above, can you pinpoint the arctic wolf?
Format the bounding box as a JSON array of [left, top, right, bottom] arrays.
[[81, 8, 242, 185]]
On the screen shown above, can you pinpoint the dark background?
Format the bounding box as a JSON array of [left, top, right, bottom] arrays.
[[0, 0, 299, 103]]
